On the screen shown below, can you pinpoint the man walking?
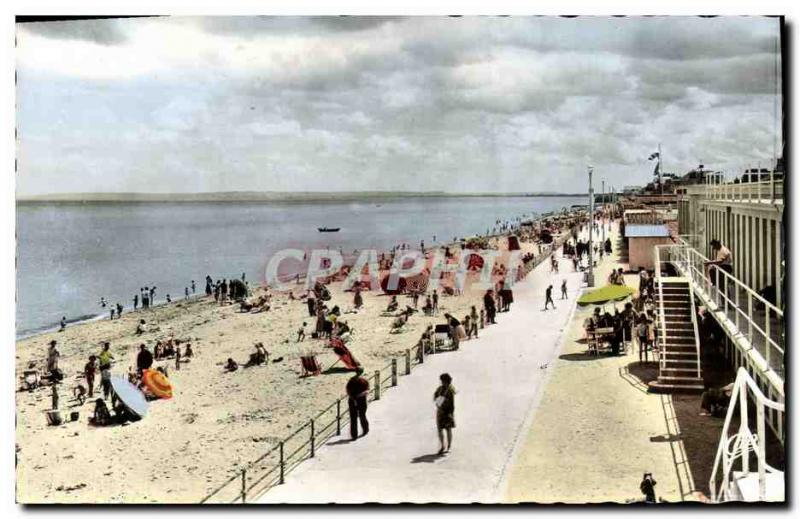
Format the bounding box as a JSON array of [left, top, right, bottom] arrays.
[[561, 279, 568, 300], [346, 368, 370, 440], [544, 285, 556, 310]]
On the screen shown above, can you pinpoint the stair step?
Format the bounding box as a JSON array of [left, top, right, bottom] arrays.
[[648, 380, 704, 394], [662, 351, 698, 358], [658, 375, 704, 382]]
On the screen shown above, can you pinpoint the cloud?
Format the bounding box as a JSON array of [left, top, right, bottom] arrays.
[[17, 17, 131, 45], [15, 16, 783, 196]]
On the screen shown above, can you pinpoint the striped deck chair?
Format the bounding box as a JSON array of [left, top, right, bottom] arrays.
[[301, 355, 322, 377]]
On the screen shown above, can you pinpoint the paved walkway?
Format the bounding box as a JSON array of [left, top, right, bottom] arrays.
[[504, 223, 695, 503], [258, 240, 584, 503]]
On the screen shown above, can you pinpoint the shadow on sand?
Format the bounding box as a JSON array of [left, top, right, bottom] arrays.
[[410, 453, 445, 464]]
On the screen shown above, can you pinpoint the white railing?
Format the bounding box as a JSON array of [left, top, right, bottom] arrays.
[[654, 247, 669, 373], [703, 177, 783, 204], [709, 367, 784, 502], [662, 244, 784, 376], [654, 245, 701, 379]]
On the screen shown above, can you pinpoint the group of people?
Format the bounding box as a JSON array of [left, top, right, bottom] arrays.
[[344, 368, 456, 455], [583, 301, 656, 361]]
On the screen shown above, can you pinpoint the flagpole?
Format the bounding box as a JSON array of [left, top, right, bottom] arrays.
[[659, 143, 663, 204]]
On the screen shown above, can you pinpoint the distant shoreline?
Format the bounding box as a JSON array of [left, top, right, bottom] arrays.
[[17, 191, 588, 204]]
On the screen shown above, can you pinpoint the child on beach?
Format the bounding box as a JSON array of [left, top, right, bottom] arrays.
[[297, 322, 307, 342], [59, 316, 66, 332], [98, 343, 114, 400], [469, 306, 479, 338], [84, 355, 97, 397]]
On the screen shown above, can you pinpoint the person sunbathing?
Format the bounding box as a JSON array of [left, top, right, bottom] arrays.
[[244, 343, 269, 368], [224, 358, 239, 372]]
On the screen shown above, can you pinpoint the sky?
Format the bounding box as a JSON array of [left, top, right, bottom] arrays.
[[15, 16, 783, 195]]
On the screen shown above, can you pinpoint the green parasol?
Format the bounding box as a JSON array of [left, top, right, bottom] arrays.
[[577, 284, 635, 306]]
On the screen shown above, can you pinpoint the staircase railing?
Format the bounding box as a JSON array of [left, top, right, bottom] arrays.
[[709, 367, 784, 502], [685, 280, 702, 380], [654, 246, 669, 373]]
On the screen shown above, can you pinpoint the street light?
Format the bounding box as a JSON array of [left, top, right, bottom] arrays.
[[601, 179, 606, 245], [587, 166, 595, 288]]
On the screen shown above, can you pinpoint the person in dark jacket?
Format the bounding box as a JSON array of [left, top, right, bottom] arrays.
[[346, 368, 370, 440], [434, 373, 456, 454], [640, 473, 657, 503], [483, 289, 497, 324], [136, 344, 153, 376]]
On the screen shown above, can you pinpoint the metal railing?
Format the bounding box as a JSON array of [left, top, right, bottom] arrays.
[[662, 244, 784, 376], [709, 367, 784, 502], [654, 245, 702, 379], [654, 247, 670, 373], [200, 230, 576, 504], [200, 346, 419, 504], [703, 177, 783, 205]]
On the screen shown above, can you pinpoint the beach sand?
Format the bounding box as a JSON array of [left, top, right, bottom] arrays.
[[15, 236, 543, 503]]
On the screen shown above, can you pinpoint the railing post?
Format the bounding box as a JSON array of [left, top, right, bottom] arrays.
[[748, 293, 754, 345], [336, 399, 341, 436], [241, 468, 247, 503], [765, 309, 771, 369], [740, 386, 749, 475], [757, 402, 766, 500], [404, 349, 411, 375], [420, 342, 425, 362], [374, 370, 380, 400], [714, 267, 720, 307], [391, 358, 398, 386], [735, 282, 740, 330], [310, 419, 315, 458], [279, 441, 285, 484]]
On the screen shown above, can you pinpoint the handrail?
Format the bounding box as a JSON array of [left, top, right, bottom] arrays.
[[660, 244, 783, 375], [654, 247, 669, 373], [685, 275, 703, 379], [702, 177, 783, 205], [709, 367, 784, 502]]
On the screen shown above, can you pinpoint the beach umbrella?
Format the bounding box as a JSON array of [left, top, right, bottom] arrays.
[[577, 285, 635, 306], [110, 376, 149, 418], [141, 369, 173, 400]]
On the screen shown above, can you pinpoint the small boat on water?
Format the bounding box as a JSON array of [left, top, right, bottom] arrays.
[[318, 227, 341, 233]]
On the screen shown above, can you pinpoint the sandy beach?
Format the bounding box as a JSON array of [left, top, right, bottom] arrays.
[[15, 232, 557, 503]]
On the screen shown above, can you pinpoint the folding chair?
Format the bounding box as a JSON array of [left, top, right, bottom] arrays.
[[300, 356, 322, 377]]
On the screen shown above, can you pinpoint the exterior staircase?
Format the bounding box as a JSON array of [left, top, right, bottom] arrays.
[[649, 278, 704, 393]]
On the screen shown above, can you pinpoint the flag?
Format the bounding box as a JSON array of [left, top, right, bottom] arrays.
[[653, 160, 660, 177], [648, 152, 660, 161]]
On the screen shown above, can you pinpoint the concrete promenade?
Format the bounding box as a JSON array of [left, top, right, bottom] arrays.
[[259, 239, 583, 503], [504, 223, 695, 503]]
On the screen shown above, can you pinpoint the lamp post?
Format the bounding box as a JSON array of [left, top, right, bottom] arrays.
[[587, 166, 595, 287], [601, 179, 606, 245]]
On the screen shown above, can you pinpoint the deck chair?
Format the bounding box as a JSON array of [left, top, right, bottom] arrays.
[[21, 369, 41, 391], [300, 356, 322, 377], [433, 324, 451, 353], [330, 342, 360, 371]]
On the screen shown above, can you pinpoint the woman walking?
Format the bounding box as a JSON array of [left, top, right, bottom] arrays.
[[434, 373, 456, 454]]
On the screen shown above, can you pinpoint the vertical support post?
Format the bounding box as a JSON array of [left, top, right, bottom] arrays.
[[765, 308, 771, 369], [374, 370, 380, 400], [241, 468, 247, 503], [715, 267, 720, 307], [735, 280, 741, 331], [740, 385, 750, 475], [404, 349, 411, 375], [336, 399, 341, 436], [748, 293, 754, 345], [775, 222, 782, 309], [310, 419, 315, 458], [420, 342, 425, 362], [391, 358, 398, 386], [279, 441, 285, 484], [757, 403, 766, 500]]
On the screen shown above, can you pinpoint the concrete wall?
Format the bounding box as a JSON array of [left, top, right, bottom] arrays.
[[629, 236, 672, 271]]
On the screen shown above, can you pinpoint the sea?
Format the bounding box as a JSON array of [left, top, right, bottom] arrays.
[[15, 196, 585, 338]]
